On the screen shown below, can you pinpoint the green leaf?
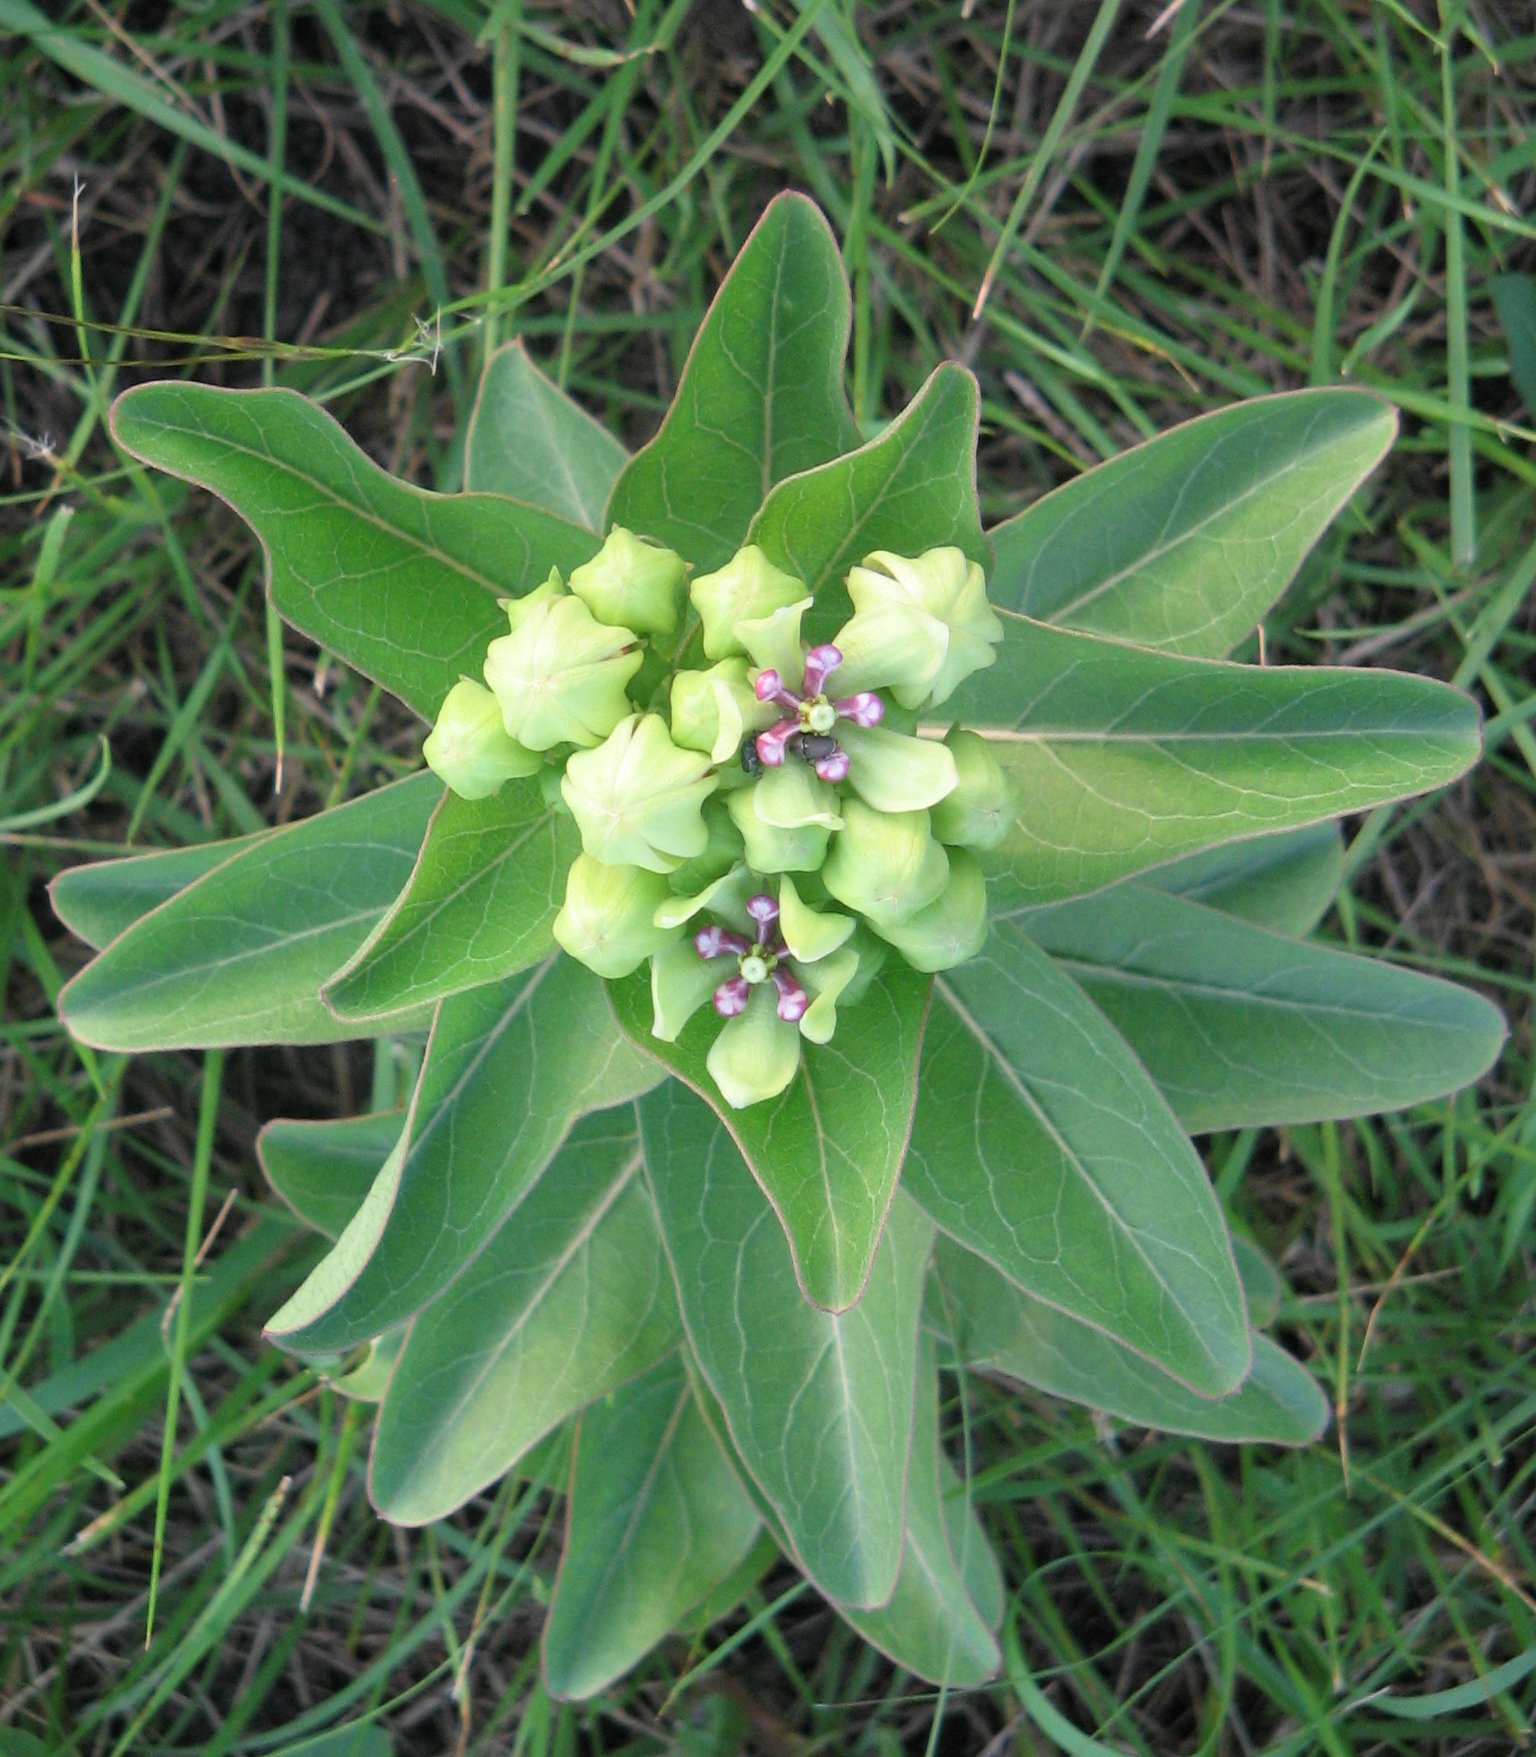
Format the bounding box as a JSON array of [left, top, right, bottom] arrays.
[[988, 389, 1397, 656], [638, 1081, 930, 1610], [1491, 272, 1536, 419], [111, 383, 596, 719], [267, 957, 659, 1353], [609, 967, 930, 1312], [1015, 884, 1506, 1131], [955, 614, 1482, 907], [838, 1329, 1002, 1687], [1232, 1234, 1283, 1329], [1144, 820, 1344, 937], [542, 1355, 761, 1700], [932, 1236, 1328, 1445], [908, 920, 1251, 1397], [258, 1110, 405, 1238], [58, 774, 440, 1050], [50, 828, 278, 950], [324, 777, 578, 1021], [465, 342, 628, 528], [606, 193, 859, 568], [369, 1107, 679, 1524], [748, 363, 986, 638]]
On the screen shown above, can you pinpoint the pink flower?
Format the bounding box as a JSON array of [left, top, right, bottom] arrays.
[[750, 644, 884, 783]]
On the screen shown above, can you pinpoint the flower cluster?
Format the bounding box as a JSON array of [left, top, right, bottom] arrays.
[[423, 529, 1014, 1107]]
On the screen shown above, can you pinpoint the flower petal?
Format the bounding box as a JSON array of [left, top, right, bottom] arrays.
[[837, 722, 959, 813], [706, 988, 802, 1108]]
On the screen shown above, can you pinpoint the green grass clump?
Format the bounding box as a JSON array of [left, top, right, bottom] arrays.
[[2, 2, 1533, 1751]]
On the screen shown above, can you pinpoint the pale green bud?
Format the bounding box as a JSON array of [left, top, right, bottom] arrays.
[[929, 729, 1018, 850], [484, 591, 641, 750], [553, 854, 676, 979], [737, 595, 811, 681], [822, 799, 949, 927], [660, 797, 746, 897], [706, 987, 802, 1110], [502, 568, 563, 632], [835, 546, 1003, 709], [669, 658, 772, 762], [872, 849, 988, 972], [837, 722, 958, 814], [561, 713, 718, 874], [423, 678, 543, 799], [568, 527, 686, 638], [690, 545, 807, 660], [751, 763, 844, 832], [724, 782, 830, 873]]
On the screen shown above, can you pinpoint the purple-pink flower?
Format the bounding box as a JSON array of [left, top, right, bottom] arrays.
[[750, 644, 883, 783], [695, 892, 808, 1022]]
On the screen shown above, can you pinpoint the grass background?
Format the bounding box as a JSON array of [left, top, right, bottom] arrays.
[[2, 1, 1534, 1751]]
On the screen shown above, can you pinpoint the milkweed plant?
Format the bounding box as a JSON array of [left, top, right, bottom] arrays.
[[55, 197, 1505, 1695]]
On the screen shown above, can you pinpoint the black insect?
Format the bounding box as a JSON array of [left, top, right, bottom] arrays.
[[739, 733, 763, 776], [785, 732, 840, 765]]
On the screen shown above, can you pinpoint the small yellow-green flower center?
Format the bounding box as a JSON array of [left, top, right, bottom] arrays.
[[803, 698, 837, 734], [739, 951, 772, 985]]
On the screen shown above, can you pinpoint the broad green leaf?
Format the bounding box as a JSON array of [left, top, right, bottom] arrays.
[[324, 778, 577, 1021], [1232, 1234, 1283, 1329], [1144, 820, 1344, 937], [838, 1329, 1002, 1687], [932, 1237, 1328, 1445], [111, 383, 596, 719], [606, 194, 859, 568], [258, 1109, 405, 1238], [50, 827, 278, 950], [267, 957, 659, 1353], [58, 774, 440, 1050], [465, 341, 628, 527], [369, 1108, 679, 1524], [1015, 884, 1507, 1130], [749, 363, 987, 638], [609, 967, 930, 1312], [908, 920, 1251, 1396], [954, 613, 1481, 907], [988, 390, 1396, 656], [542, 1355, 760, 1700], [326, 1326, 407, 1404], [638, 1081, 930, 1610]]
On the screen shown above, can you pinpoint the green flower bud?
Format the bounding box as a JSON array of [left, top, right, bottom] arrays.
[[484, 590, 642, 750], [503, 568, 563, 632], [822, 799, 949, 927], [553, 854, 676, 979], [706, 987, 802, 1110], [835, 546, 1003, 709], [872, 848, 988, 972], [422, 678, 543, 799], [561, 713, 718, 874], [929, 729, 1018, 850], [568, 527, 686, 638], [690, 545, 807, 660], [660, 797, 746, 897], [837, 722, 958, 814], [737, 595, 811, 681], [724, 782, 831, 873], [751, 762, 844, 832], [669, 658, 772, 762]]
